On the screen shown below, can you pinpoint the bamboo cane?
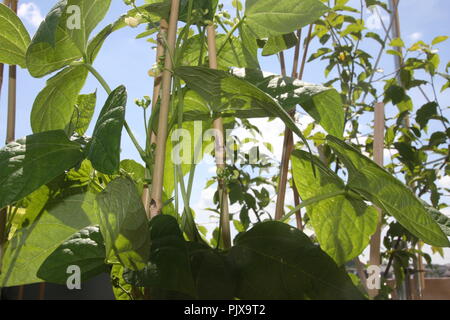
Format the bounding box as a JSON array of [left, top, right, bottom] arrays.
[[150, 0, 180, 217], [5, 0, 17, 144], [206, 24, 231, 249], [368, 102, 385, 299], [142, 19, 169, 219]]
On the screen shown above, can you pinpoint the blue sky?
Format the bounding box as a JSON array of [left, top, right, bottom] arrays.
[[1, 0, 449, 263]]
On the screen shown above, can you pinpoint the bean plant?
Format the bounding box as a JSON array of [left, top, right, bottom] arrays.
[[0, 0, 449, 300]]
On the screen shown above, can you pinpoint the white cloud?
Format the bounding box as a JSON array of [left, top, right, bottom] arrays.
[[409, 32, 423, 42], [18, 2, 44, 28]]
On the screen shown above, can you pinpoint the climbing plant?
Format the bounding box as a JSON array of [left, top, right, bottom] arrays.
[[0, 0, 448, 300]]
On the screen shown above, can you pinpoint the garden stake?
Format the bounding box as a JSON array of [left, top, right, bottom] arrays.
[[368, 102, 385, 299], [142, 19, 169, 219], [207, 24, 231, 249], [389, 0, 424, 298], [150, 0, 180, 217], [5, 0, 17, 144]]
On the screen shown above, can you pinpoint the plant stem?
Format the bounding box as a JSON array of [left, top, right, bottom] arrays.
[[207, 24, 231, 249], [216, 17, 245, 57], [281, 190, 347, 222], [150, 0, 180, 217], [80, 62, 147, 161], [274, 26, 313, 221]]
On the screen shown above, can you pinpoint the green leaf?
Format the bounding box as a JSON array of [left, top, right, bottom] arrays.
[[30, 66, 88, 133], [326, 135, 450, 247], [37, 226, 108, 284], [262, 33, 298, 56], [66, 0, 112, 54], [26, 0, 111, 77], [244, 0, 329, 38], [0, 191, 98, 287], [174, 66, 309, 145], [426, 206, 450, 237], [432, 36, 449, 46], [232, 68, 345, 137], [123, 214, 195, 296], [291, 150, 378, 265], [0, 3, 31, 67], [69, 92, 97, 136], [123, 215, 235, 299], [239, 23, 260, 69], [96, 177, 150, 270], [229, 221, 365, 299], [87, 85, 126, 175], [0, 130, 84, 209], [120, 159, 146, 194]]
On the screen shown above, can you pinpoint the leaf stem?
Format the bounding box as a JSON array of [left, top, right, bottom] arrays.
[[216, 17, 245, 57], [281, 190, 347, 223], [79, 62, 147, 162]]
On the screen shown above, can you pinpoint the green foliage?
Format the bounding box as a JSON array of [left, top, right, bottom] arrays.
[[0, 130, 84, 208], [291, 150, 378, 265], [261, 33, 298, 56], [87, 86, 127, 175], [0, 3, 31, 67], [229, 221, 365, 300], [26, 0, 111, 77], [96, 177, 150, 270], [1, 191, 98, 287], [69, 92, 98, 136], [37, 226, 107, 284], [327, 136, 450, 247], [30, 66, 89, 133], [244, 0, 329, 38]]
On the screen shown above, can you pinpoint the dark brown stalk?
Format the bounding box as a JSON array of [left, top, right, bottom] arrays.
[[207, 24, 231, 249], [149, 0, 180, 217]]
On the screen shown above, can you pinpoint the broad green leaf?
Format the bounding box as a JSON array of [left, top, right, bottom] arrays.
[[120, 159, 146, 194], [327, 135, 450, 247], [291, 150, 378, 265], [163, 119, 212, 197], [180, 34, 245, 70], [0, 130, 84, 209], [123, 215, 195, 297], [0, 191, 98, 287], [0, 3, 31, 67], [229, 221, 365, 300], [123, 215, 235, 299], [37, 226, 108, 284], [31, 66, 88, 133], [244, 0, 329, 38], [232, 68, 345, 137], [262, 33, 298, 56], [26, 0, 111, 77], [96, 177, 150, 270], [174, 66, 309, 146], [65, 0, 112, 54], [87, 85, 126, 175], [239, 22, 260, 69], [69, 92, 97, 136], [426, 205, 450, 237]]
